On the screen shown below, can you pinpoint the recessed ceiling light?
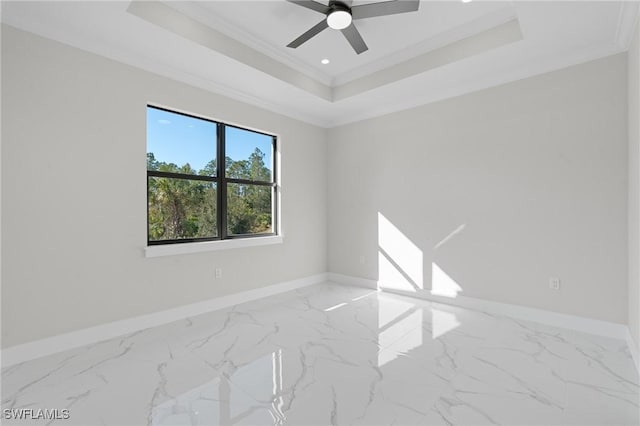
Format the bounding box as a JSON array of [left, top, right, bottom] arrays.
[[462, 0, 472, 3], [321, 58, 330, 65]]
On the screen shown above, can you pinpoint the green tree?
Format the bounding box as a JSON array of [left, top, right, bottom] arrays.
[[147, 149, 271, 240], [199, 159, 217, 177], [147, 152, 160, 171], [147, 155, 217, 241], [227, 148, 272, 235]]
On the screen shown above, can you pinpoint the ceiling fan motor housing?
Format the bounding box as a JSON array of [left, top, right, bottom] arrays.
[[329, 1, 351, 13]]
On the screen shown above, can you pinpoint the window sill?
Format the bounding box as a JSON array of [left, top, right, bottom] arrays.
[[144, 235, 283, 258]]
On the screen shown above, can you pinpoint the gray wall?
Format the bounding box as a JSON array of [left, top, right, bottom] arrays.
[[328, 54, 628, 324], [629, 20, 640, 352], [1, 25, 328, 348], [2, 23, 633, 349]]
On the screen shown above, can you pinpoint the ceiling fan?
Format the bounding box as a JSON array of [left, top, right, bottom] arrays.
[[286, 0, 420, 55]]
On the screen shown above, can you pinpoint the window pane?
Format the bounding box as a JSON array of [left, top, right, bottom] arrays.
[[225, 126, 273, 181], [147, 107, 217, 176], [148, 176, 217, 241], [227, 183, 273, 235]]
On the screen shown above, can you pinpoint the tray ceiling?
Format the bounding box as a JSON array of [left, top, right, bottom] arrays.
[[2, 1, 638, 127]]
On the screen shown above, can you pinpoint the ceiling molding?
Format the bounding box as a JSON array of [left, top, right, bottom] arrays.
[[332, 5, 517, 87], [614, 0, 639, 50], [166, 1, 333, 87], [326, 41, 626, 128], [0, 16, 329, 128], [127, 0, 332, 101], [130, 0, 523, 103], [142, 58, 333, 128], [165, 1, 519, 92], [1, 1, 630, 130], [333, 18, 522, 101]]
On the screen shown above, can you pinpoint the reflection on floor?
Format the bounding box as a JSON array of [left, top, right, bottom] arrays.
[[2, 283, 639, 425]]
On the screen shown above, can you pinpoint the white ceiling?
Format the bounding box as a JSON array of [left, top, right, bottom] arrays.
[[2, 1, 638, 127], [180, 0, 515, 80]]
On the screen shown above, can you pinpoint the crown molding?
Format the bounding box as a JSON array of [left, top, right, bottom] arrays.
[[332, 5, 517, 87], [333, 18, 522, 102], [325, 41, 625, 128], [132, 1, 524, 104], [166, 1, 334, 87], [0, 17, 330, 128], [127, 1, 333, 101], [1, 1, 630, 130], [614, 1, 640, 50], [161, 0, 522, 97]]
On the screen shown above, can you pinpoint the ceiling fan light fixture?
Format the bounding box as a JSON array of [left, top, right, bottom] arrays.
[[327, 10, 352, 30], [286, 0, 420, 54]]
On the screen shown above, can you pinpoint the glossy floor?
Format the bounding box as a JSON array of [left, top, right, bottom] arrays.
[[2, 283, 639, 425]]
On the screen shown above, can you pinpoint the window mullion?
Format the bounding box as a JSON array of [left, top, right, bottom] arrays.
[[218, 123, 228, 239]]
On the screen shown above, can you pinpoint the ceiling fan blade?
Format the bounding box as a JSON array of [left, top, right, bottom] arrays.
[[352, 0, 420, 20], [286, 0, 331, 15], [287, 19, 329, 48], [341, 24, 368, 54]]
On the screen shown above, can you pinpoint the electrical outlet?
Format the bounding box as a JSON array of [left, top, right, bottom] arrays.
[[215, 268, 222, 279], [549, 277, 560, 290], [359, 255, 365, 265]]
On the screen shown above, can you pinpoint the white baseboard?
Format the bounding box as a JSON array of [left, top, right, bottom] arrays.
[[328, 272, 377, 289], [4, 272, 637, 375], [328, 273, 629, 340], [1, 273, 328, 367], [626, 327, 640, 373]]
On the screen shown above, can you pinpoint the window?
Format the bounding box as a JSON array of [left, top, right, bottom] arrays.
[[146, 105, 277, 246]]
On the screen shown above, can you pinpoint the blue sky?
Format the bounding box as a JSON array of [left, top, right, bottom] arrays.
[[147, 107, 273, 173]]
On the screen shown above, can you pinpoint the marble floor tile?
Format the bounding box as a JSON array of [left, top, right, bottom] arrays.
[[2, 283, 638, 425]]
